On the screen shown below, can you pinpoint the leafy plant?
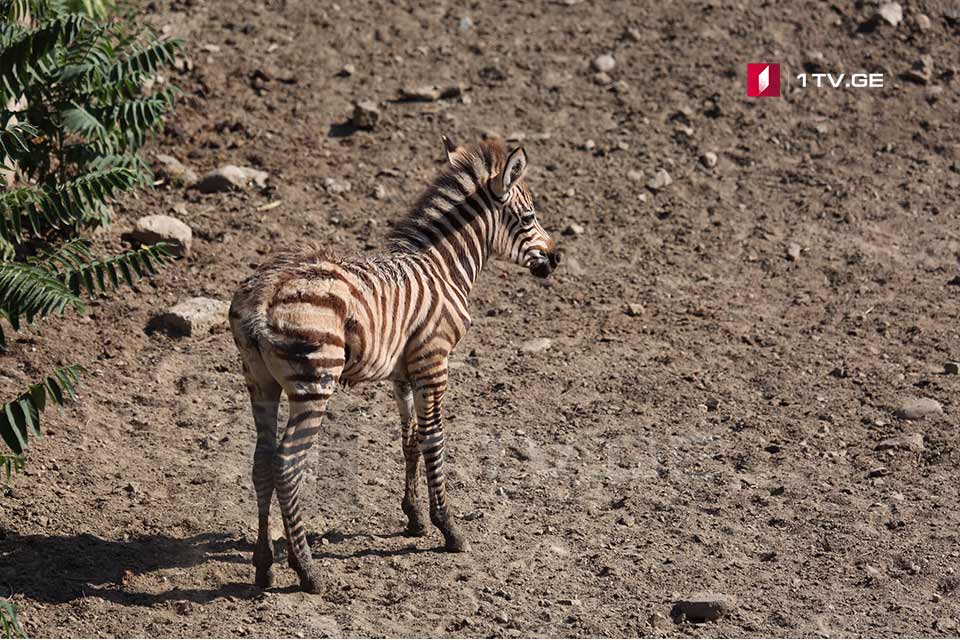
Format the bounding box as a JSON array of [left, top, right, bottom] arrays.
[[0, 601, 24, 639]]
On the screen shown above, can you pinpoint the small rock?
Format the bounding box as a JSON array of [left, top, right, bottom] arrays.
[[592, 54, 615, 73], [625, 303, 644, 317], [647, 169, 673, 191], [915, 13, 932, 30], [582, 139, 596, 151], [399, 84, 463, 102], [623, 27, 642, 42], [562, 222, 585, 236], [159, 297, 230, 337], [617, 515, 635, 527], [944, 362, 960, 375], [627, 170, 644, 182], [671, 593, 737, 623], [351, 100, 380, 130], [786, 242, 802, 261], [905, 55, 934, 84], [193, 165, 268, 193], [876, 433, 924, 452], [700, 151, 718, 168], [373, 184, 388, 200], [339, 63, 355, 77], [131, 215, 192, 257], [323, 177, 352, 194], [896, 398, 943, 420], [174, 601, 193, 615], [558, 598, 582, 606], [153, 153, 198, 187], [648, 611, 671, 630], [458, 16, 474, 31], [494, 612, 509, 625], [877, 2, 903, 26], [520, 338, 553, 353], [593, 71, 612, 85], [705, 398, 720, 411]]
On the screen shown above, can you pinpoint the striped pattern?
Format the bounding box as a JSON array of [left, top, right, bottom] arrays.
[[229, 138, 560, 593]]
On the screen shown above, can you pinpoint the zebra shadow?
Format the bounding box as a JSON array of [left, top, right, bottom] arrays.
[[0, 526, 435, 606]]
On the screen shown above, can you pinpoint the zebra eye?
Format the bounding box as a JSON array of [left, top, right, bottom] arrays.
[[519, 211, 536, 227]]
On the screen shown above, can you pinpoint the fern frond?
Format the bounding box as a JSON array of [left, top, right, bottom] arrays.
[[0, 119, 38, 164], [107, 36, 181, 84], [60, 102, 107, 140], [0, 15, 86, 101], [0, 599, 25, 639], [28, 237, 92, 271], [0, 364, 82, 455], [0, 167, 138, 244], [0, 260, 84, 329], [58, 243, 173, 295]]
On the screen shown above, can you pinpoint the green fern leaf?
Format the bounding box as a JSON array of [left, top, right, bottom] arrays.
[[0, 364, 83, 456]]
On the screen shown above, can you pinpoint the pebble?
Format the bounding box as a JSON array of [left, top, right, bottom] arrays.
[[648, 611, 671, 630], [153, 153, 198, 187], [494, 612, 509, 625], [458, 16, 474, 31], [193, 165, 268, 193], [159, 297, 230, 337], [945, 362, 960, 375], [131, 215, 192, 257], [670, 593, 737, 623], [915, 13, 932, 30], [896, 398, 943, 420], [373, 184, 388, 200], [338, 63, 356, 77], [562, 222, 585, 236], [877, 2, 903, 26], [520, 338, 553, 353], [351, 100, 380, 130], [700, 151, 718, 168], [323, 177, 352, 194], [625, 303, 644, 317], [592, 53, 615, 73], [876, 433, 924, 452], [399, 84, 463, 102], [623, 27, 642, 42], [646, 169, 673, 191], [558, 598, 582, 606], [905, 55, 934, 84], [582, 139, 596, 151], [593, 71, 612, 85], [786, 242, 802, 261], [627, 170, 644, 182]]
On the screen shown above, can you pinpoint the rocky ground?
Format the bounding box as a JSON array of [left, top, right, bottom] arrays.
[[1, 0, 960, 637]]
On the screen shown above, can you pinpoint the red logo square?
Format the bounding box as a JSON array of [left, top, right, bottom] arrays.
[[747, 63, 781, 97]]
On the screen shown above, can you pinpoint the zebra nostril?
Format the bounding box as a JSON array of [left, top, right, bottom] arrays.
[[549, 249, 562, 268]]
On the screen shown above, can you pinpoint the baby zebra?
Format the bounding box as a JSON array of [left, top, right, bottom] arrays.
[[229, 137, 561, 593]]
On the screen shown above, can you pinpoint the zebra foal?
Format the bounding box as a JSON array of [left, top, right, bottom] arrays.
[[229, 137, 561, 593]]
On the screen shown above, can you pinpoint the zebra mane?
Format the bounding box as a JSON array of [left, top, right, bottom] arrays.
[[388, 139, 509, 253]]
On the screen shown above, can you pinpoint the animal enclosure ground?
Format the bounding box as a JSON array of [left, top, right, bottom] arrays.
[[2, 0, 960, 636]]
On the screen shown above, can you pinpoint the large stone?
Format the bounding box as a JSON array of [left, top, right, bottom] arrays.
[[131, 215, 192, 257], [896, 398, 943, 420], [671, 593, 737, 623], [193, 165, 269, 193], [153, 153, 198, 187], [159, 297, 230, 337]]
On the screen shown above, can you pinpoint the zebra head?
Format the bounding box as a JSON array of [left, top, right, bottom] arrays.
[[486, 144, 561, 279]]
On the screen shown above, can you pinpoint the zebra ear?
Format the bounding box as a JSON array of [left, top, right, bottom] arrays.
[[498, 146, 528, 194], [442, 135, 458, 163]]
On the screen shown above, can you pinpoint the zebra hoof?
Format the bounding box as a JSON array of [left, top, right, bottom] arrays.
[[299, 571, 322, 594], [255, 565, 274, 590], [443, 530, 470, 553], [404, 518, 429, 537]]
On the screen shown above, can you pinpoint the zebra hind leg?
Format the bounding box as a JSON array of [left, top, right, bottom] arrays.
[[239, 345, 282, 589], [393, 382, 428, 536], [273, 369, 337, 593]]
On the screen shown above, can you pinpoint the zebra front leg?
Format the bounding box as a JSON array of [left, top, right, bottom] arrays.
[[274, 394, 329, 593], [393, 381, 428, 536], [413, 373, 469, 552]]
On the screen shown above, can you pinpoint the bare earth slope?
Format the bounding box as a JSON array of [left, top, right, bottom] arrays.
[[1, 0, 959, 636]]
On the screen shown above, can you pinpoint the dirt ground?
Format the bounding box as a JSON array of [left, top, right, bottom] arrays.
[[2, 0, 960, 636]]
